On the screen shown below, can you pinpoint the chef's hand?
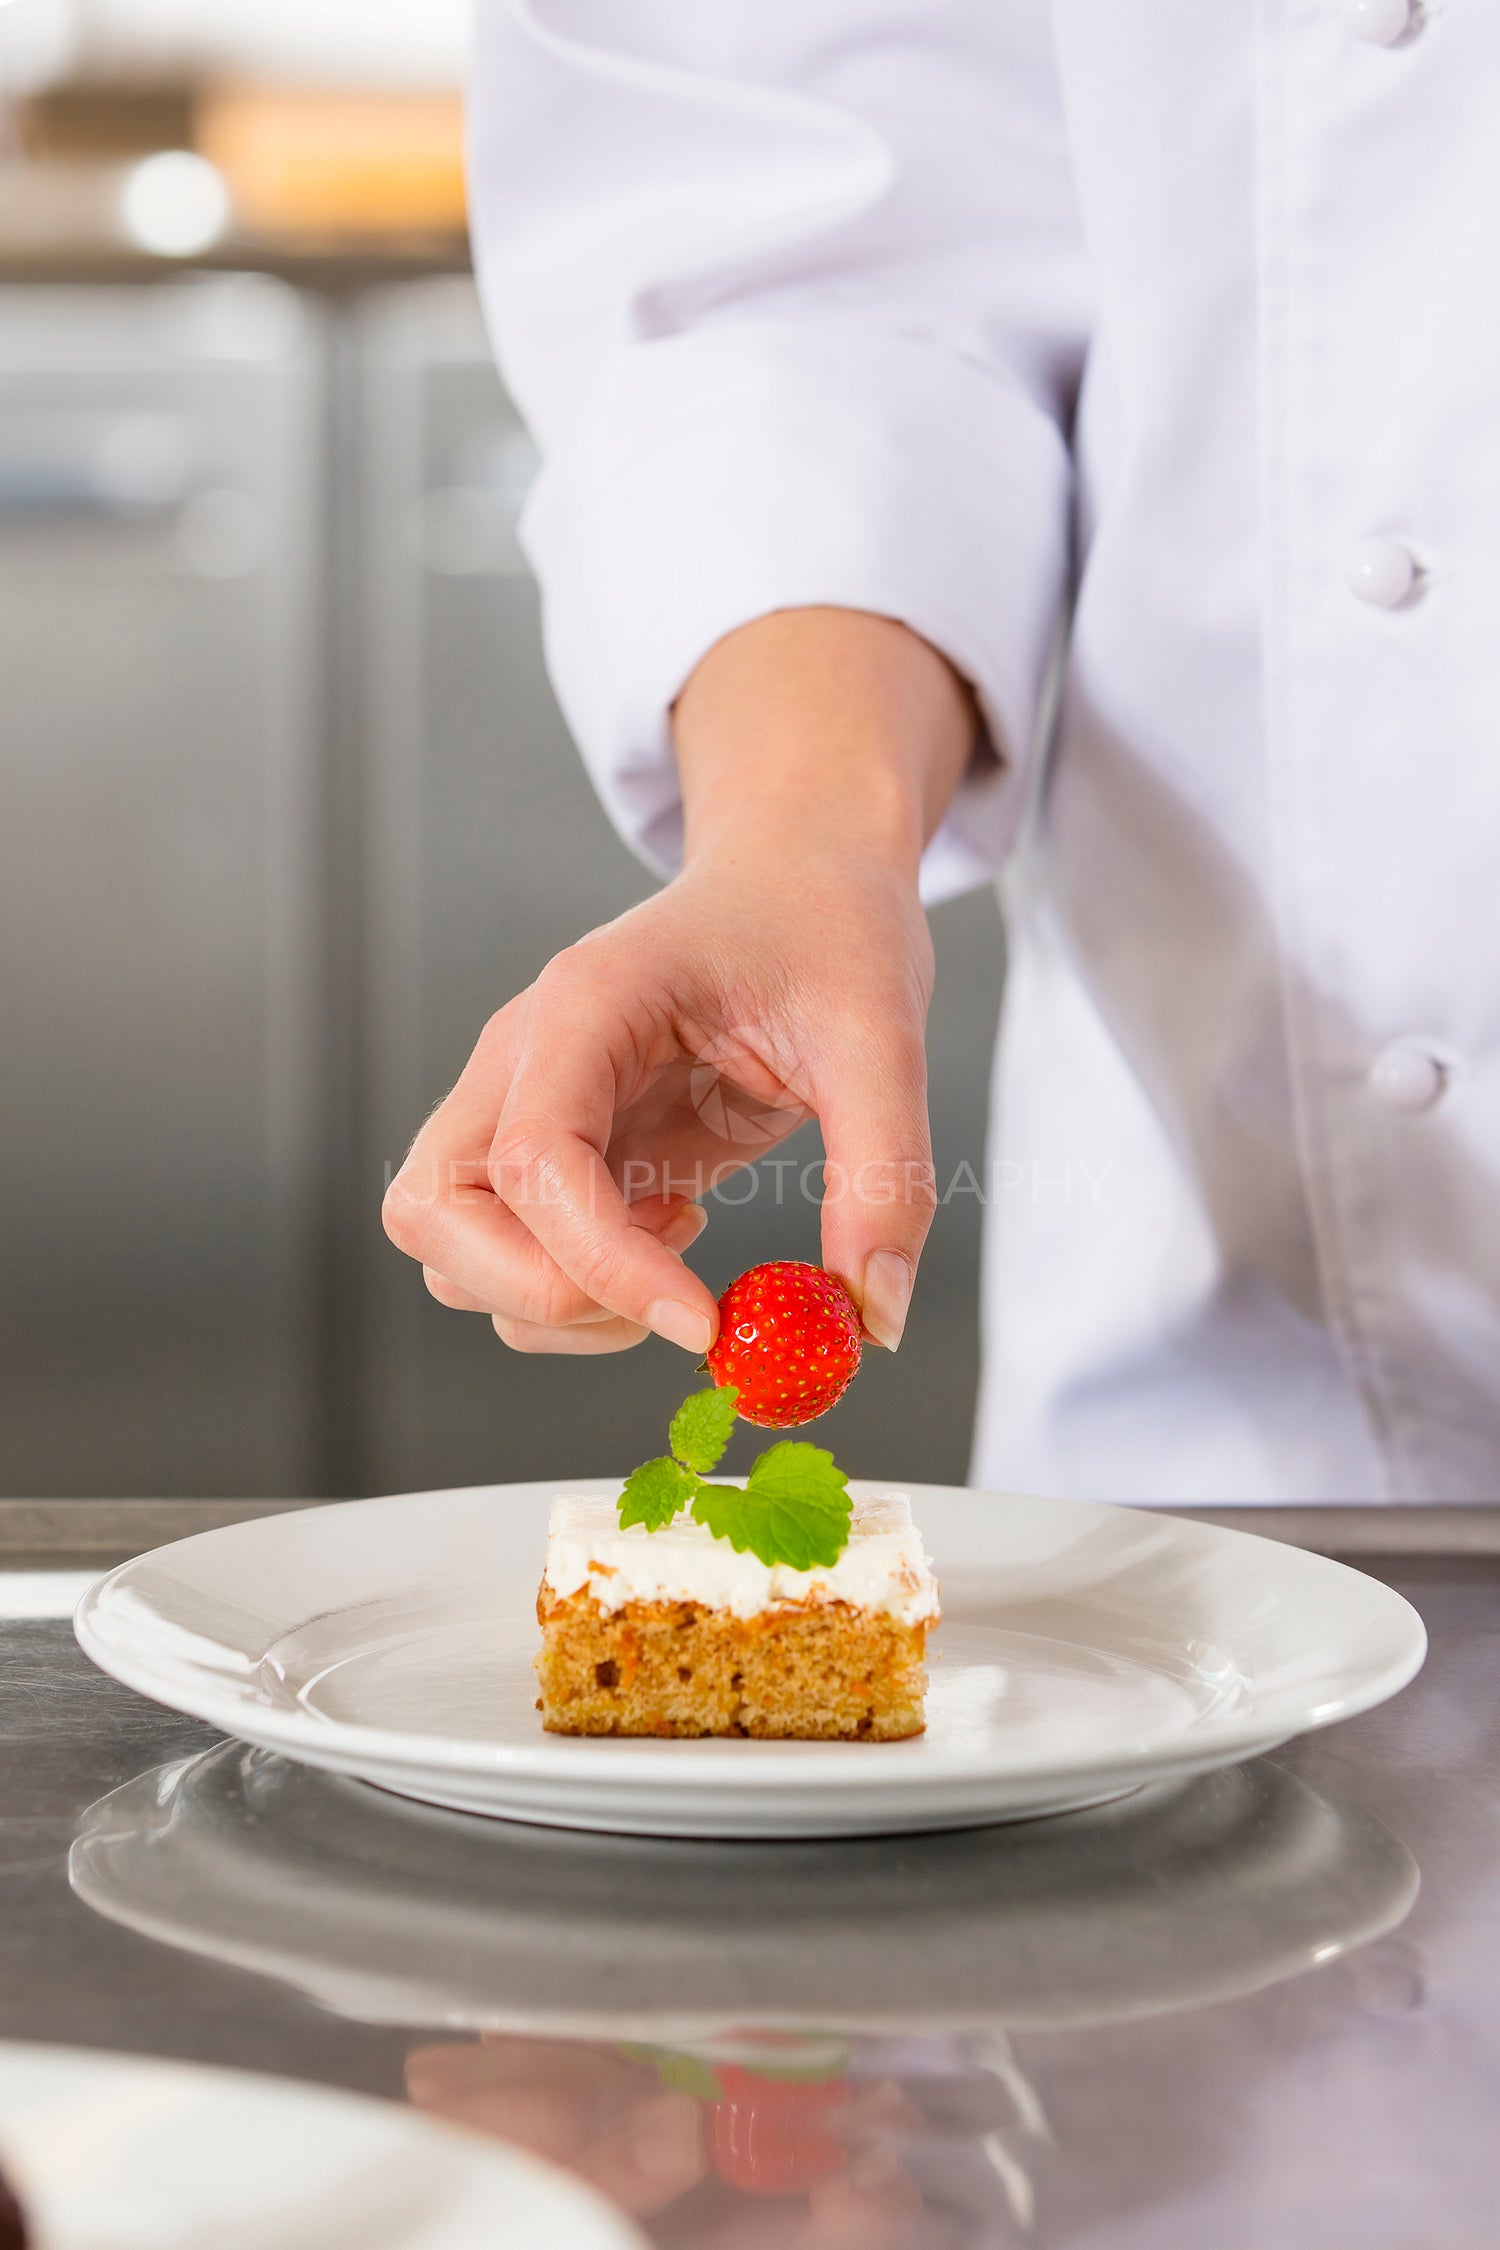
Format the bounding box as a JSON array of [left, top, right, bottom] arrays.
[[405, 2038, 706, 2217], [383, 608, 978, 1358]]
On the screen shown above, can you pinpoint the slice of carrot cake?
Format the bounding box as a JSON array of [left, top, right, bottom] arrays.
[[535, 1492, 940, 1741]]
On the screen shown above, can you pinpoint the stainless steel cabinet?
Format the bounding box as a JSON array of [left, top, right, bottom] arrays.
[[0, 278, 326, 1498]]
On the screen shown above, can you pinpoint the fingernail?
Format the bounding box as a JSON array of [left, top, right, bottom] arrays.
[[649, 1298, 714, 1355], [630, 2093, 702, 2183], [661, 1203, 708, 1255], [860, 1250, 912, 1351]]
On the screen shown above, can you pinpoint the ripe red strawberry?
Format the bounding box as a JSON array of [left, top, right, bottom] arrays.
[[706, 1261, 862, 1429]]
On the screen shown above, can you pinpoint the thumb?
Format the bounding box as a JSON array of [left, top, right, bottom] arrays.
[[814, 1027, 936, 1351]]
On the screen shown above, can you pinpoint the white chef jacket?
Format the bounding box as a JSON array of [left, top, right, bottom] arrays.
[[467, 1, 1500, 1504]]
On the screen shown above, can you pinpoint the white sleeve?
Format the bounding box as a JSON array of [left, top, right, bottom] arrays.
[[467, 0, 1091, 900]]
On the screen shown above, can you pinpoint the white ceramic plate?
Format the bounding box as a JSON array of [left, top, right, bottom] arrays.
[[74, 1482, 1427, 1840], [0, 2044, 644, 2250]]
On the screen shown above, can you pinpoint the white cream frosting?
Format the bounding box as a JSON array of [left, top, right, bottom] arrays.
[[542, 1491, 941, 1626]]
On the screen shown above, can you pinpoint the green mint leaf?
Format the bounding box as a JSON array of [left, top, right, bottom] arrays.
[[668, 1383, 740, 1474], [618, 1456, 700, 1532], [618, 2046, 725, 2102], [690, 1443, 852, 1570]]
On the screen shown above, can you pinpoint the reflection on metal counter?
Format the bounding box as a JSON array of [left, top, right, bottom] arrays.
[[70, 1746, 1417, 2035], [71, 1743, 1418, 2246]]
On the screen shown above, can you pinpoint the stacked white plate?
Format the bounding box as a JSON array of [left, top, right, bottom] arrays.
[[0, 2046, 644, 2249]]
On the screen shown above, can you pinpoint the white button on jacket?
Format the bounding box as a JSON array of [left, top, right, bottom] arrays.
[[468, 3, 1500, 1503], [1370, 1042, 1448, 1115], [1345, 536, 1419, 609], [1345, 0, 1415, 48]]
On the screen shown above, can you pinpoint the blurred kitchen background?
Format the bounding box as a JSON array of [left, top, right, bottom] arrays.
[[0, 0, 1004, 1503]]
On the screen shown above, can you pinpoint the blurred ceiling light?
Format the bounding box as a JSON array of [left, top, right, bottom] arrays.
[[120, 150, 231, 258]]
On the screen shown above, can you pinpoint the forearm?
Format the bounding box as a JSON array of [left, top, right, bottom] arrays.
[[673, 607, 981, 884]]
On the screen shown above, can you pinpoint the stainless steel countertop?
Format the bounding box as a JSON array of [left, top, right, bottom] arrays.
[[2, 1514, 1496, 2246]]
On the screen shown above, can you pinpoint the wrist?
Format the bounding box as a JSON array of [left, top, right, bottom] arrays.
[[682, 762, 926, 885], [672, 606, 975, 890]]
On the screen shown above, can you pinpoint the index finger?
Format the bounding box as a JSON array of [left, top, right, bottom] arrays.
[[813, 1018, 937, 1353], [489, 992, 720, 1357]]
